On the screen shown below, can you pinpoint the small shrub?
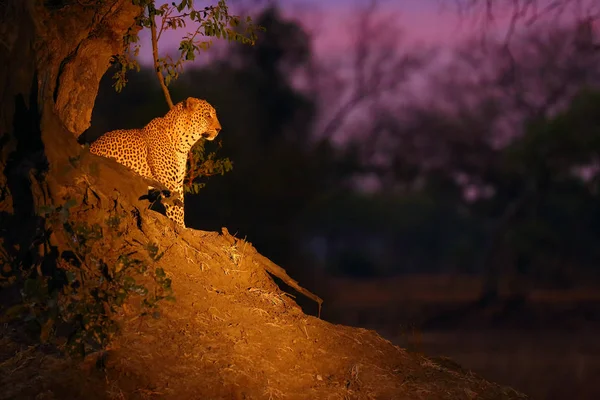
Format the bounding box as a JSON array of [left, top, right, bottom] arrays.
[[8, 198, 174, 357]]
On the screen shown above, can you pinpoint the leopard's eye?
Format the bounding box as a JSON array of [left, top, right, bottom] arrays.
[[203, 111, 211, 119]]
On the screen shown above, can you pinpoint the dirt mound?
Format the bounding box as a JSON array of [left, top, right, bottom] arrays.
[[0, 156, 527, 400]]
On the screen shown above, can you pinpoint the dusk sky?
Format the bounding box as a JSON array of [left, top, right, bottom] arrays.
[[138, 0, 598, 65], [138, 0, 483, 65], [283, 0, 473, 47]]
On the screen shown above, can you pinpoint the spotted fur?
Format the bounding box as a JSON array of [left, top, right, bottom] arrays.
[[89, 97, 222, 227]]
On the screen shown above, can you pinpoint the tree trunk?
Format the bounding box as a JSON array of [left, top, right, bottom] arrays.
[[478, 180, 537, 307], [0, 0, 142, 304], [1, 0, 142, 151]]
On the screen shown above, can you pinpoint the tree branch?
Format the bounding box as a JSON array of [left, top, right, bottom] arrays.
[[150, 9, 174, 109], [315, 0, 421, 139]]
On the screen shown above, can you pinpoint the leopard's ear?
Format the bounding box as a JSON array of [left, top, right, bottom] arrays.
[[184, 97, 202, 111]]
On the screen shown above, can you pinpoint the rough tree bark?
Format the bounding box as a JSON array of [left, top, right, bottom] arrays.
[[0, 0, 143, 295]]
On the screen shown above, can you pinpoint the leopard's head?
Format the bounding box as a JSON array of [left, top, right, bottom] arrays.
[[177, 97, 222, 151]]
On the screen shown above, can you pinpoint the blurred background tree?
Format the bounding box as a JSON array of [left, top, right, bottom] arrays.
[[86, 0, 600, 300]]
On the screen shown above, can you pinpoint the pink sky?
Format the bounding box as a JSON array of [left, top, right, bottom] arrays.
[[137, 0, 598, 65], [282, 1, 474, 52], [136, 0, 479, 65]]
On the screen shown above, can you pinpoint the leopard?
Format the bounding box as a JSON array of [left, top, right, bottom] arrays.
[[89, 97, 222, 227]]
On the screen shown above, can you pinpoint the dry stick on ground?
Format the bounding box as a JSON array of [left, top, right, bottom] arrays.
[[255, 251, 324, 318], [220, 228, 324, 317]]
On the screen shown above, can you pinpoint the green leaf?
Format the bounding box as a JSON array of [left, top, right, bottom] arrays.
[[64, 198, 77, 210], [162, 278, 172, 290], [154, 251, 165, 262], [65, 271, 77, 284], [38, 205, 55, 216]]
